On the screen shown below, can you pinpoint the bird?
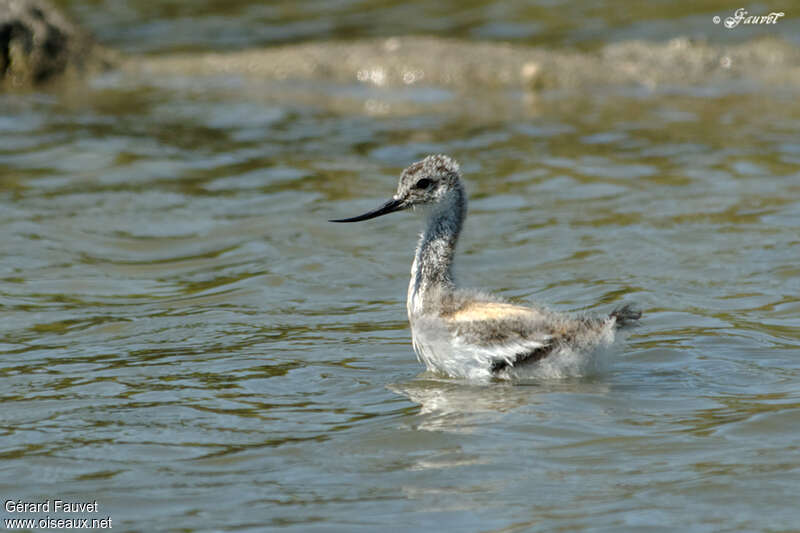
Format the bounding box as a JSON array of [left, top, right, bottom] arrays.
[[330, 154, 640, 381]]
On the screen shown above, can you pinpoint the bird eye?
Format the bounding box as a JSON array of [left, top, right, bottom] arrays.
[[413, 178, 432, 189]]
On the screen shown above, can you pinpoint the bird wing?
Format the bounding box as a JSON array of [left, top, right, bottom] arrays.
[[442, 302, 557, 372], [443, 301, 547, 323], [437, 299, 618, 375]]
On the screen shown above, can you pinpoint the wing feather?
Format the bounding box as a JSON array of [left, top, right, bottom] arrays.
[[443, 302, 546, 323]]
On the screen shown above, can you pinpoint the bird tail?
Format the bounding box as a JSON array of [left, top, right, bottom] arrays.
[[610, 304, 642, 329]]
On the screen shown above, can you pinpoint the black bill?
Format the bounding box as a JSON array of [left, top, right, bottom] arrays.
[[329, 197, 405, 223]]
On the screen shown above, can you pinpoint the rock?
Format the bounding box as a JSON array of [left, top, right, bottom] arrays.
[[0, 0, 112, 87]]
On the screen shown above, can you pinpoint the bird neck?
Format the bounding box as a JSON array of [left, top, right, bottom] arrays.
[[407, 187, 466, 317]]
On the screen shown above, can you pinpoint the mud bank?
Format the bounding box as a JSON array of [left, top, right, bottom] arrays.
[[130, 36, 800, 92], [3, 0, 800, 92]]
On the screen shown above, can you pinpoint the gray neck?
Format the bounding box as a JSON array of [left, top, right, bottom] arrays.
[[407, 187, 466, 316]]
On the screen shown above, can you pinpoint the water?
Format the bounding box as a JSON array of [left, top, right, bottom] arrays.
[[2, 1, 800, 531]]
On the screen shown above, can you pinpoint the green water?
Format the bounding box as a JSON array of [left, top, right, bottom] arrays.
[[2, 1, 800, 531]]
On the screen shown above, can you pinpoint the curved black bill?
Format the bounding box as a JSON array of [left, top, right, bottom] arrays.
[[329, 198, 405, 223]]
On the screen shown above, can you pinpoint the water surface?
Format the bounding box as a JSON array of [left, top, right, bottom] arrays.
[[2, 1, 800, 531]]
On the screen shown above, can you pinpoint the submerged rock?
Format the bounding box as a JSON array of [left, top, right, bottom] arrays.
[[0, 0, 112, 87]]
